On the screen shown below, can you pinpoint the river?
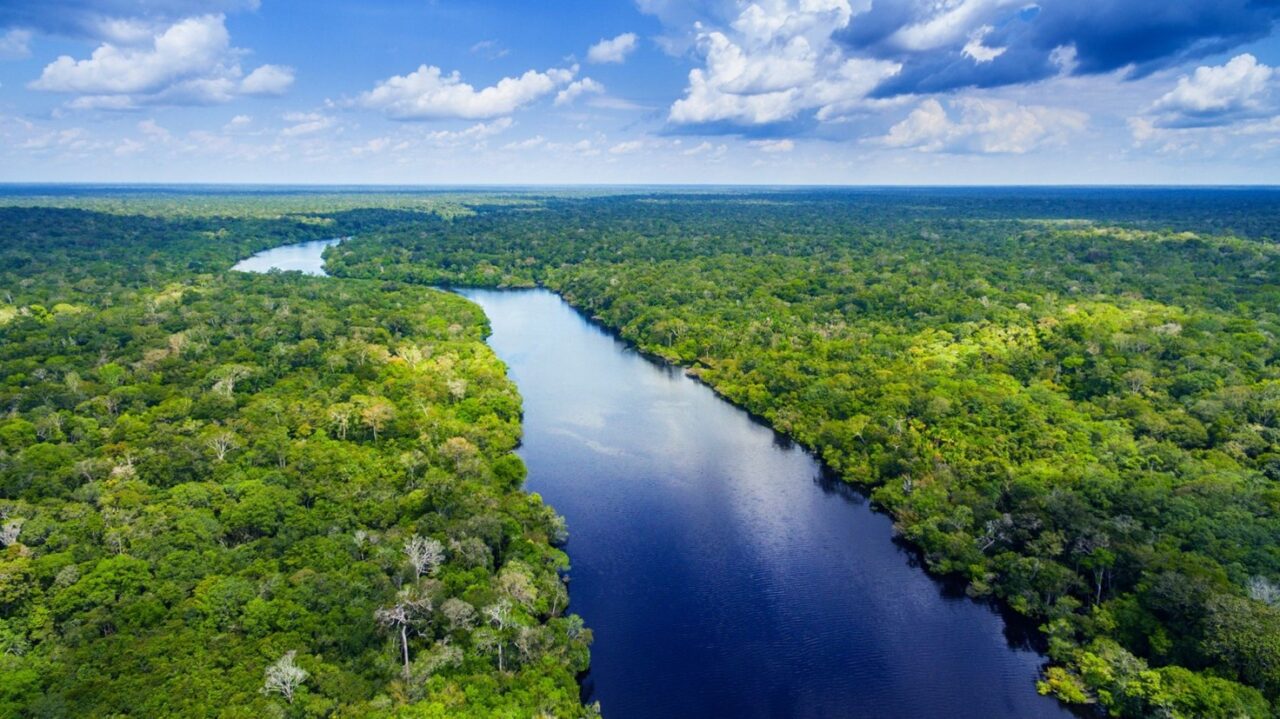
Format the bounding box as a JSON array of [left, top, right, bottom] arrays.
[[237, 241, 1074, 719]]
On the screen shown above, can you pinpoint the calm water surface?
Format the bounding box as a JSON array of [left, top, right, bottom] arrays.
[[459, 288, 1073, 719], [236, 241, 1071, 718], [230, 237, 344, 275]]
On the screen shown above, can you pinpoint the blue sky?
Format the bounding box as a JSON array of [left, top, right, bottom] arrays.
[[1, 0, 1278, 184]]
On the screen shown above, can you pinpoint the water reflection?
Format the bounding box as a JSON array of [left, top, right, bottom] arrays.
[[459, 287, 1074, 719], [232, 238, 1075, 719], [230, 237, 345, 275]]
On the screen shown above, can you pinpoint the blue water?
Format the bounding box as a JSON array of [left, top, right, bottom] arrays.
[[230, 237, 344, 275], [460, 288, 1073, 719], [235, 239, 1073, 718]]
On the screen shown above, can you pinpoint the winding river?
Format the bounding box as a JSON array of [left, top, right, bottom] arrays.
[[237, 241, 1073, 719]]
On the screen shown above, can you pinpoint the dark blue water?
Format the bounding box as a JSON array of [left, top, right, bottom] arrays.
[[459, 288, 1073, 719], [235, 240, 1071, 718]]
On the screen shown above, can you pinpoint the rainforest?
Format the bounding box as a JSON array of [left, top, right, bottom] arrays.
[[3, 186, 1280, 719]]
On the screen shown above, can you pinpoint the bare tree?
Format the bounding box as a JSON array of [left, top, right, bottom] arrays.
[[482, 599, 514, 672], [210, 364, 254, 397], [404, 535, 445, 580], [328, 403, 353, 440], [261, 650, 308, 704], [1249, 576, 1280, 607], [375, 594, 432, 676], [0, 518, 22, 547], [205, 430, 237, 462]]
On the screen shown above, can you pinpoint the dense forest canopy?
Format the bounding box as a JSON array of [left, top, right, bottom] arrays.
[[0, 204, 592, 717], [322, 189, 1280, 719], [3, 186, 1280, 718]]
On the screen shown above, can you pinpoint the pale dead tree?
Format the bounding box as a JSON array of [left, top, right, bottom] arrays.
[[375, 594, 432, 676], [261, 650, 308, 704], [446, 378, 467, 401], [978, 514, 1014, 552], [206, 430, 237, 462], [1249, 576, 1280, 607], [328, 403, 353, 440], [0, 518, 22, 547], [353, 529, 369, 560], [396, 345, 425, 367], [33, 413, 62, 441], [74, 458, 102, 484], [167, 332, 188, 357], [404, 535, 445, 580], [482, 599, 514, 672], [210, 364, 254, 397], [514, 626, 539, 664]]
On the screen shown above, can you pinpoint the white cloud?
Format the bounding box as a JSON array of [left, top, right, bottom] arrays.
[[587, 33, 639, 63], [749, 138, 795, 152], [281, 111, 333, 137], [879, 97, 1087, 154], [424, 117, 513, 145], [667, 1, 901, 126], [555, 77, 605, 106], [360, 64, 576, 120], [609, 139, 644, 154], [961, 25, 1006, 64], [682, 140, 726, 157], [138, 118, 171, 141], [29, 15, 293, 108], [1150, 54, 1273, 125], [114, 137, 144, 156], [469, 40, 509, 60], [888, 0, 1016, 52], [240, 64, 294, 95], [503, 135, 546, 150], [0, 28, 32, 59]]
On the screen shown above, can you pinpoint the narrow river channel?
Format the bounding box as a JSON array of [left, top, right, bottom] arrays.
[[237, 241, 1073, 719]]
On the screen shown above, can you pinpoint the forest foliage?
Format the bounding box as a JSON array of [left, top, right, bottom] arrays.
[[323, 190, 1280, 719], [0, 205, 592, 718]]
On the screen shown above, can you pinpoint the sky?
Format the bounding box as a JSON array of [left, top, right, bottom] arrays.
[[0, 0, 1278, 185]]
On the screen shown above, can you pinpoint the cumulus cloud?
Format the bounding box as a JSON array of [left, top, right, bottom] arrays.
[[877, 97, 1087, 153], [1148, 54, 1273, 127], [667, 0, 901, 126], [587, 33, 639, 63], [241, 64, 294, 96], [839, 0, 1280, 97], [29, 15, 293, 108], [360, 64, 576, 120], [555, 77, 605, 106], [645, 0, 1280, 102]]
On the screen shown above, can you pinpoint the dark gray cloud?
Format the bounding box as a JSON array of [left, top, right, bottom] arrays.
[[837, 0, 1280, 98]]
